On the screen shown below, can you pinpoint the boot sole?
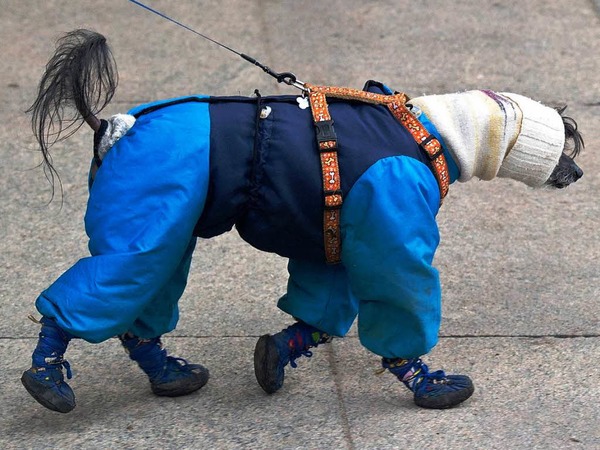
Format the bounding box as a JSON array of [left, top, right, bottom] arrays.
[[21, 371, 75, 413], [151, 367, 210, 397], [414, 382, 475, 409], [254, 334, 282, 394]]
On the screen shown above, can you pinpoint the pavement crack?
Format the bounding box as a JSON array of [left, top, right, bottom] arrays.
[[2, 334, 599, 340], [439, 334, 600, 339], [327, 342, 356, 450]]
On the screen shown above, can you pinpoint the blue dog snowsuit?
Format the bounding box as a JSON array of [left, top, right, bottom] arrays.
[[35, 81, 459, 360]]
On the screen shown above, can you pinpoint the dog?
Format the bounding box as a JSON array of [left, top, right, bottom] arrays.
[[23, 29, 584, 413]]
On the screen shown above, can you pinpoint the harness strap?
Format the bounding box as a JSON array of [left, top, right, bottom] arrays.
[[306, 83, 450, 264], [308, 88, 344, 264], [386, 102, 450, 200]]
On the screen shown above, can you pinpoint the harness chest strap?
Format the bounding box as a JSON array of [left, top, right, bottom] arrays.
[[305, 83, 450, 264]]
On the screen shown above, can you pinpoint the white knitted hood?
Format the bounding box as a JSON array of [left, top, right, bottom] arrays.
[[409, 90, 565, 187]]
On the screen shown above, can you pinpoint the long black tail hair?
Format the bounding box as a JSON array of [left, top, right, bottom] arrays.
[[28, 29, 118, 198]]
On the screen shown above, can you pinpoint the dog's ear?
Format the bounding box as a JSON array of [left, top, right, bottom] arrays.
[[556, 106, 584, 158]]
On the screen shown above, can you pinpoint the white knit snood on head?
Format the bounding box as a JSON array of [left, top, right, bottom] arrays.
[[409, 90, 565, 187]]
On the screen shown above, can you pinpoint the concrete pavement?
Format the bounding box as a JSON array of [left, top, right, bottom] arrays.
[[1, 1, 599, 448]]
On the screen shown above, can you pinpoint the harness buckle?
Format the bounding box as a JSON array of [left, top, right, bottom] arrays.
[[314, 119, 337, 144]]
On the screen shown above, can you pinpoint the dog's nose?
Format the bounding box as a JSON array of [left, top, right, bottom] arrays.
[[574, 165, 583, 180]]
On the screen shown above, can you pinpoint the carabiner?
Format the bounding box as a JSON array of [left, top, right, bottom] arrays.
[[276, 72, 307, 92]]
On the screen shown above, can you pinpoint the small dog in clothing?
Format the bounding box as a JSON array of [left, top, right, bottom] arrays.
[[22, 29, 584, 412]]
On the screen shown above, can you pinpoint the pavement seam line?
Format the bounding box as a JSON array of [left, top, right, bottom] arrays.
[[3, 334, 600, 340], [327, 342, 356, 450]]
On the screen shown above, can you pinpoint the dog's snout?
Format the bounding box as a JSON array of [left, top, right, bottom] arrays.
[[568, 157, 584, 182], [546, 154, 584, 188]]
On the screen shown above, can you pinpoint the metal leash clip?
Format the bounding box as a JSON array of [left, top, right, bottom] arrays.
[[275, 72, 308, 93]]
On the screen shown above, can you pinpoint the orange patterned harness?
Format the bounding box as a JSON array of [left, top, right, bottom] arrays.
[[305, 84, 450, 264]]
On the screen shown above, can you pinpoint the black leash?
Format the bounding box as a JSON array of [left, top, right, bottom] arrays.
[[128, 0, 306, 91]]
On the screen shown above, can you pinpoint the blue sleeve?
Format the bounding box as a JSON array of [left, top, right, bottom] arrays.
[[340, 156, 442, 358], [35, 101, 210, 343]]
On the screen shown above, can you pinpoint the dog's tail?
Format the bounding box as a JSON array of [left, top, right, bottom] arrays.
[[29, 29, 118, 193]]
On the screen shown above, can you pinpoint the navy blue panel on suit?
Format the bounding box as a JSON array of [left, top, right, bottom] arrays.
[[200, 94, 430, 261]]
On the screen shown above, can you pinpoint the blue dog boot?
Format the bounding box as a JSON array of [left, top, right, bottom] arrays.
[[21, 316, 76, 413], [382, 357, 474, 409], [119, 334, 209, 397], [254, 321, 332, 394]]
